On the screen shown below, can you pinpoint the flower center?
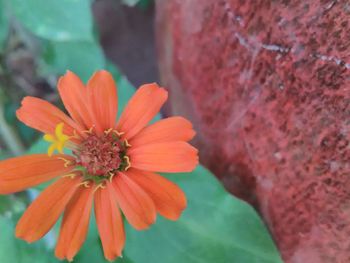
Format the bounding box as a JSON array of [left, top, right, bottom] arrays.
[[74, 130, 129, 176]]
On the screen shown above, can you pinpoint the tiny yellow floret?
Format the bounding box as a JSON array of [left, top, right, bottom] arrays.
[[43, 123, 70, 156]]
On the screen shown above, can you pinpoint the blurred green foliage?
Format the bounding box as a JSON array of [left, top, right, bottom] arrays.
[[125, 166, 283, 263], [41, 40, 105, 82], [0, 0, 283, 262], [0, 216, 59, 263], [8, 0, 93, 42], [0, 0, 9, 49]]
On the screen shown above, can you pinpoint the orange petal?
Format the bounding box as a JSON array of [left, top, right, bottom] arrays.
[[87, 70, 118, 134], [16, 96, 82, 136], [117, 83, 168, 140], [16, 176, 82, 243], [127, 169, 187, 220], [55, 183, 94, 261], [128, 142, 198, 173], [0, 154, 75, 194], [112, 172, 156, 230], [58, 71, 93, 129], [94, 183, 125, 261], [130, 117, 195, 147]]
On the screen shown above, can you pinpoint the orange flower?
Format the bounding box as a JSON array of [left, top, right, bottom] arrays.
[[0, 70, 198, 261]]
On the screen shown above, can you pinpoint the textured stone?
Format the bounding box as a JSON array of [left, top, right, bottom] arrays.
[[155, 0, 350, 262]]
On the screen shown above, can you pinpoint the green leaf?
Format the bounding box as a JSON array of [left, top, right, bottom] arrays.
[[124, 166, 283, 263], [0, 196, 15, 215], [5, 102, 38, 145], [41, 40, 106, 82], [0, 0, 9, 49], [0, 216, 59, 263], [0, 195, 26, 216], [8, 0, 93, 41], [70, 214, 133, 263]]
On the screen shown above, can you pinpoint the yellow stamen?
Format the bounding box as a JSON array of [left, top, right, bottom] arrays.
[[62, 173, 77, 179], [124, 138, 132, 147], [113, 130, 124, 137], [104, 128, 113, 135], [57, 157, 73, 168], [72, 129, 80, 139], [78, 181, 91, 188], [93, 183, 106, 193], [109, 172, 116, 183], [82, 126, 94, 135], [124, 156, 131, 171], [43, 123, 70, 157], [65, 141, 78, 150]]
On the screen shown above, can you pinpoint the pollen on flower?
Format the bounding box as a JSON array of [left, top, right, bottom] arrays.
[[78, 181, 91, 188], [74, 129, 130, 177], [57, 157, 74, 168]]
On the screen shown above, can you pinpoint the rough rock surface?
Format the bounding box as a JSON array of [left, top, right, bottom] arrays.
[[155, 1, 350, 262]]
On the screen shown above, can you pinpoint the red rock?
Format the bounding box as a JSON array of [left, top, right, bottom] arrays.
[[155, 0, 350, 262]]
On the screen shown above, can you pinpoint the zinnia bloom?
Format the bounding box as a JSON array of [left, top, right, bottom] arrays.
[[0, 70, 198, 261]]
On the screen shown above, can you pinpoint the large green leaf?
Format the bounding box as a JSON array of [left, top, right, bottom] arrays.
[[41, 40, 106, 82], [72, 216, 134, 263], [0, 216, 59, 263], [8, 0, 93, 41], [124, 166, 282, 263]]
